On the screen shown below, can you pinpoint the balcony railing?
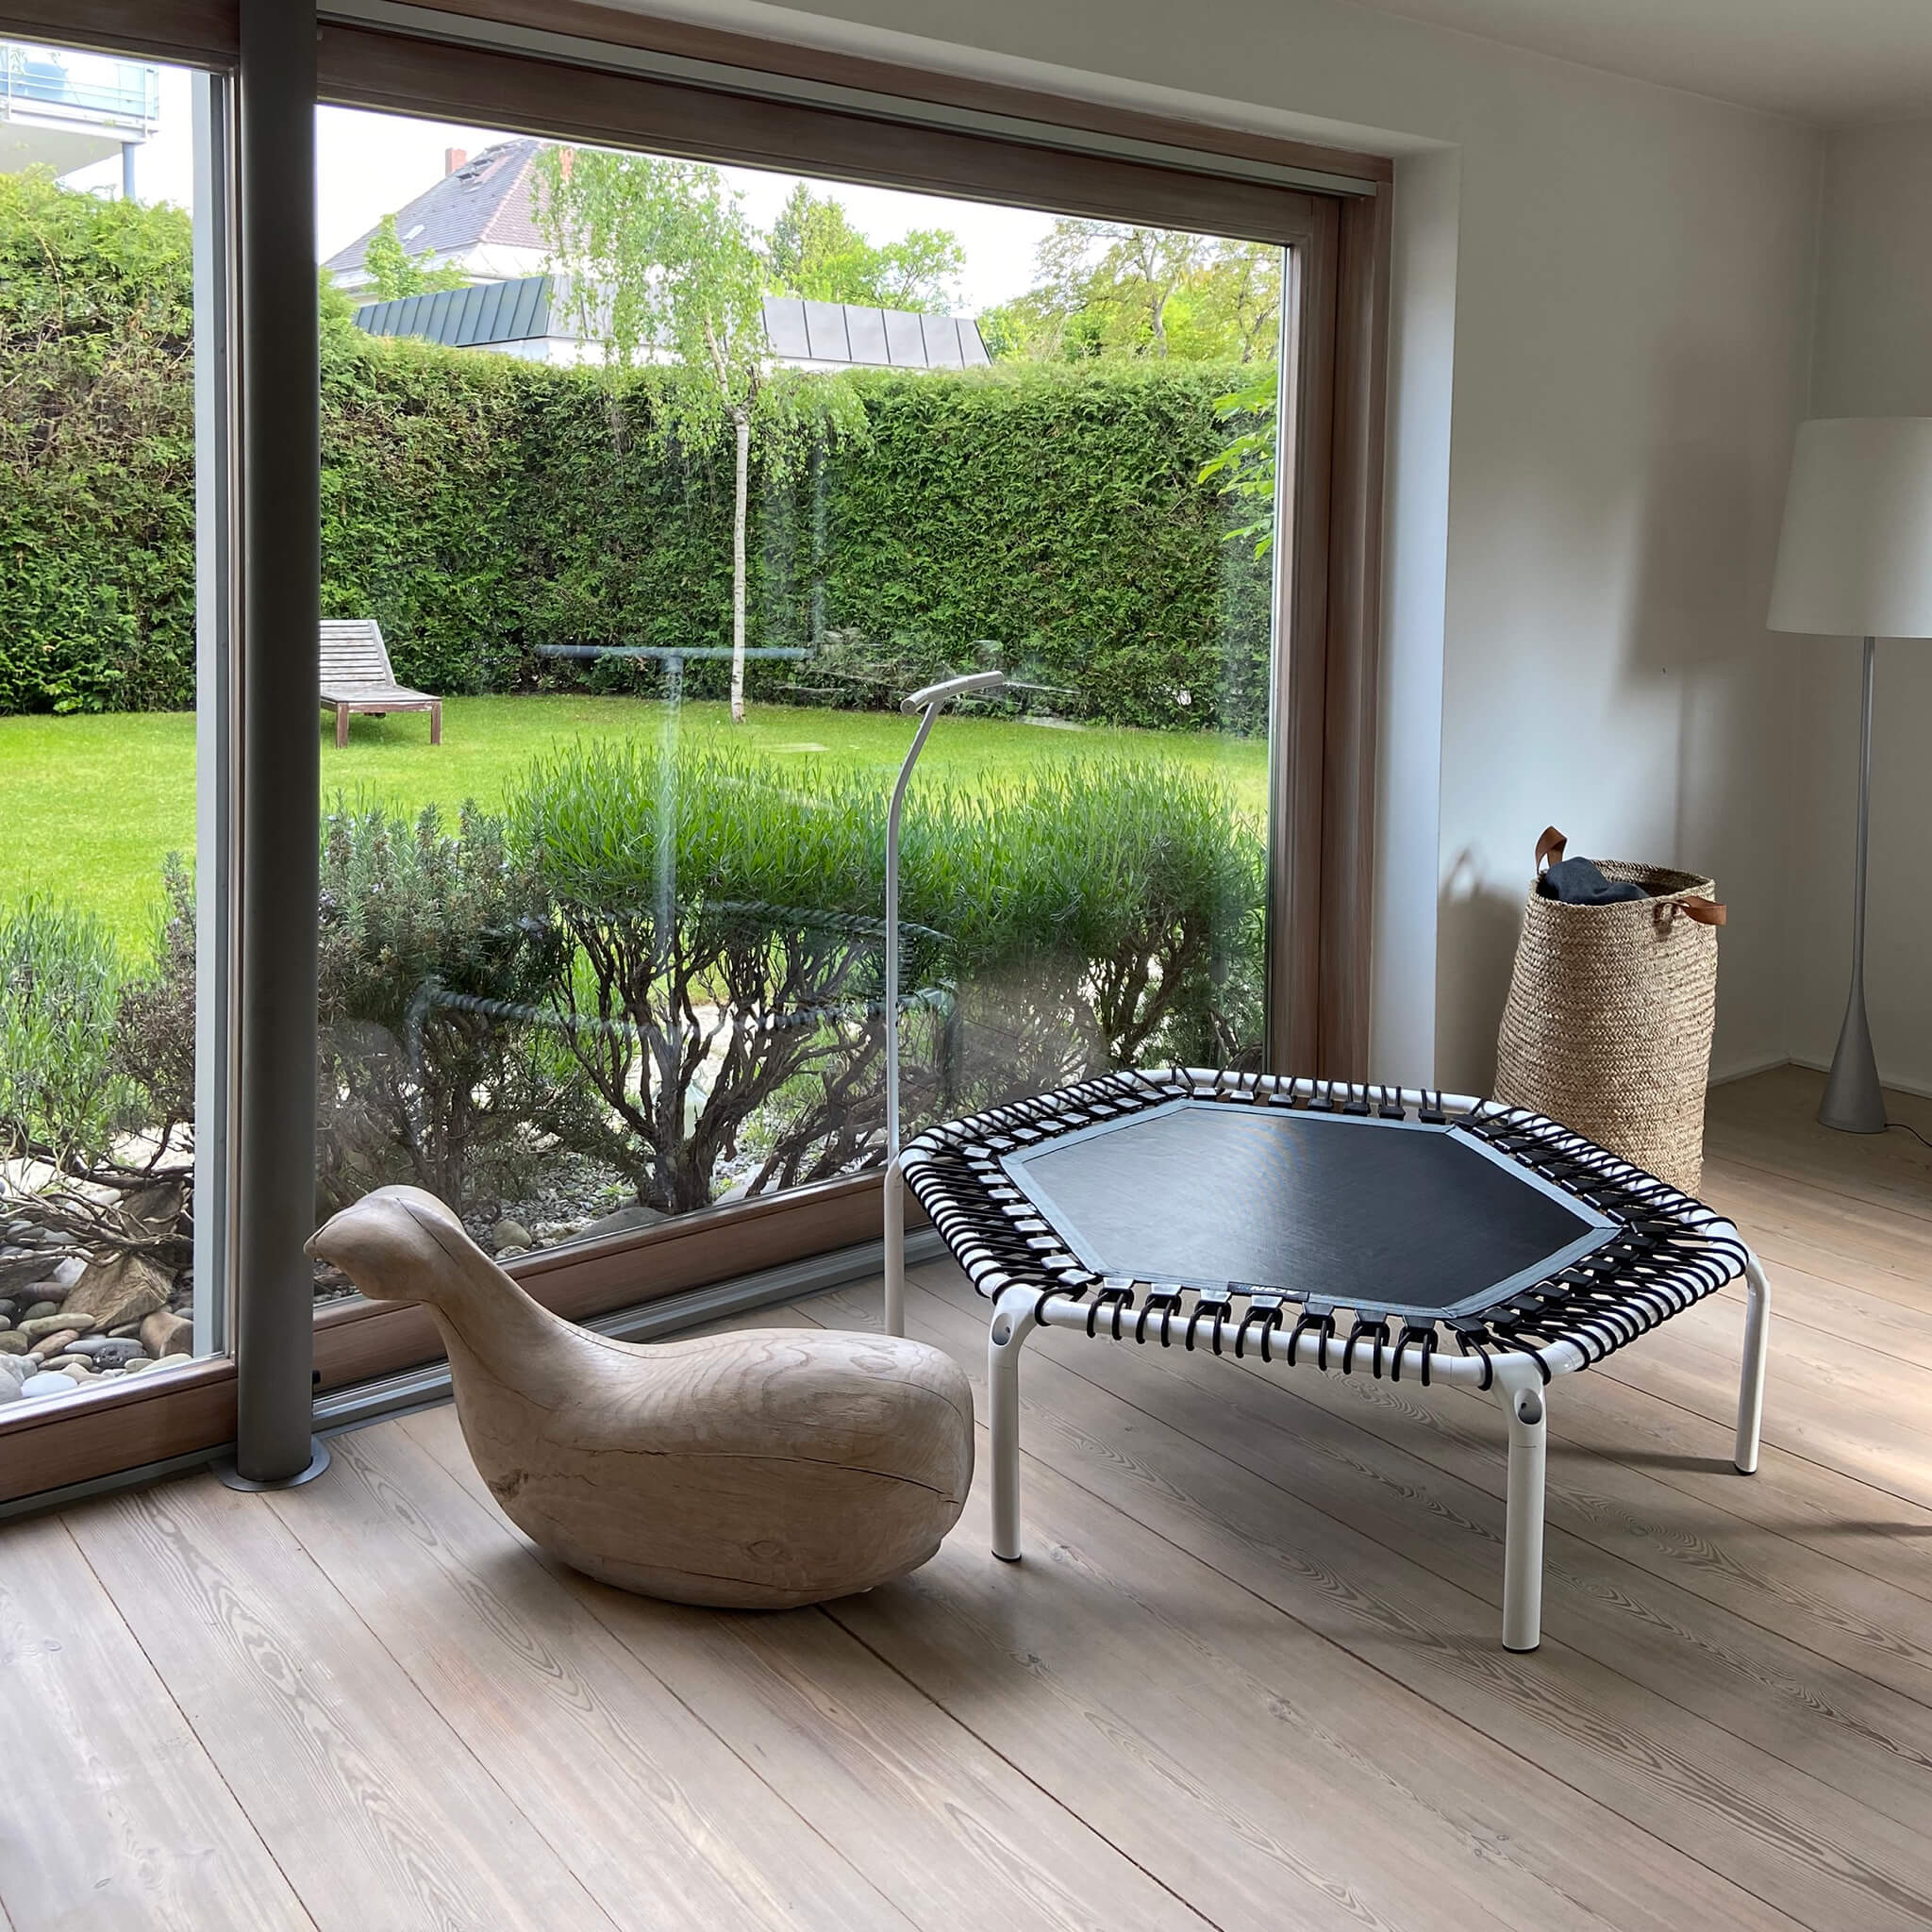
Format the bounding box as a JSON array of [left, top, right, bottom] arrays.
[[1, 43, 160, 138]]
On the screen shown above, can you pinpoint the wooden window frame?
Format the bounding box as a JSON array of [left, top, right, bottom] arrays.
[[0, 3, 1390, 1506]]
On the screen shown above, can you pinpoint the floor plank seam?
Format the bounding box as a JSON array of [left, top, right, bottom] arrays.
[[58, 1505, 326, 1932], [387, 1405, 927, 1932], [1589, 1357, 1932, 1527], [858, 1274, 1932, 1932], [258, 1471, 636, 1932], [820, 1603, 1228, 1932], [980, 1425, 1897, 1932], [1048, 1307, 1932, 1724]]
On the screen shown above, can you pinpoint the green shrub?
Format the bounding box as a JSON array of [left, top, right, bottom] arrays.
[[508, 740, 1264, 1212], [0, 896, 137, 1166], [315, 800, 590, 1210], [510, 740, 894, 1214], [72, 747, 1264, 1221]]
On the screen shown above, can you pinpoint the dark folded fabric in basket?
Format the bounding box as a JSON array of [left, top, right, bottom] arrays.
[[1537, 857, 1651, 906]]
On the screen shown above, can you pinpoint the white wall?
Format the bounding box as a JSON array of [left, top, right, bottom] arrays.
[[667, 0, 1820, 1088], [1789, 120, 1932, 1098]]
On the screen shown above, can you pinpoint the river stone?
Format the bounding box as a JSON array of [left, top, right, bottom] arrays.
[[61, 1253, 169, 1332], [0, 1374, 20, 1405], [0, 1332, 29, 1356], [576, 1201, 665, 1241], [21, 1300, 59, 1322], [18, 1312, 95, 1341], [20, 1373, 79, 1400], [70, 1338, 147, 1370], [140, 1310, 193, 1358], [41, 1254, 87, 1294], [491, 1217, 533, 1252]]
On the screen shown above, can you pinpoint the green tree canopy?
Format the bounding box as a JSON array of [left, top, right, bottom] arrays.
[[767, 184, 965, 312], [984, 218, 1282, 364], [535, 149, 865, 720], [360, 213, 469, 301]]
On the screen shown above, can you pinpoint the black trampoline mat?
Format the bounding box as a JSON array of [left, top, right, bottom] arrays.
[[998, 1101, 1616, 1319]]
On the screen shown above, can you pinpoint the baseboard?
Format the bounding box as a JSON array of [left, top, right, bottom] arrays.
[[1707, 1052, 1792, 1089], [1787, 1054, 1932, 1105]]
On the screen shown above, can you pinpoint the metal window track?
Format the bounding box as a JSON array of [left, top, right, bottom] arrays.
[[0, 1228, 941, 1523]]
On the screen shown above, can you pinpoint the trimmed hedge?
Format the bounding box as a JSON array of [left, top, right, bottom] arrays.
[[6, 179, 1273, 732]]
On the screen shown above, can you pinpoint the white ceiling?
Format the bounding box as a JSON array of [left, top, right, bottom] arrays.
[[1341, 0, 1932, 123]]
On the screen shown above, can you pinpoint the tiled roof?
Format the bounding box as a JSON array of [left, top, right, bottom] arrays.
[[325, 137, 546, 275]]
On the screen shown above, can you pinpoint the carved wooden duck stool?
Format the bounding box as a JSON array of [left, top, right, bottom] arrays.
[[308, 1186, 974, 1608]]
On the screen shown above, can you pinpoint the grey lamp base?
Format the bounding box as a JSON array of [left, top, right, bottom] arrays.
[[1818, 987, 1888, 1135]]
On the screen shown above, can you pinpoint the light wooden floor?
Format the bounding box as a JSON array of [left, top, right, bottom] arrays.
[[5, 1063, 1932, 1932]]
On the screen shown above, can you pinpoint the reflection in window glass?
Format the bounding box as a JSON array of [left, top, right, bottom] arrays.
[[308, 109, 1281, 1298], [0, 49, 217, 1398]]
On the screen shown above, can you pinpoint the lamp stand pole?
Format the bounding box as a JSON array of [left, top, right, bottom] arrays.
[[881, 670, 1006, 1335], [1819, 635, 1888, 1134]]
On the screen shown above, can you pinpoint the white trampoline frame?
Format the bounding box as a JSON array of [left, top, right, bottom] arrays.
[[883, 1080, 1771, 1653]]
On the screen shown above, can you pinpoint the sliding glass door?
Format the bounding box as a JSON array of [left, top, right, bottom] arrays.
[[0, 43, 231, 1423]]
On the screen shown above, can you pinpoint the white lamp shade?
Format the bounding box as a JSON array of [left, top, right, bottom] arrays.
[[1768, 417, 1932, 638]]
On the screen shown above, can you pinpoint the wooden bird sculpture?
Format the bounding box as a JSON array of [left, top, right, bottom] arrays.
[[307, 1186, 974, 1608]]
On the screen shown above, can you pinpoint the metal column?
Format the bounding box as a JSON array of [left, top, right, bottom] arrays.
[[226, 0, 325, 1488]]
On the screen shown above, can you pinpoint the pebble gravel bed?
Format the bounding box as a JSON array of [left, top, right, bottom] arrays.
[[0, 1216, 194, 1407]]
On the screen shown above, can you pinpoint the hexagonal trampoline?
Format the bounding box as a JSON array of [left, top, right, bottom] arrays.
[[998, 1099, 1617, 1322], [891, 1067, 1772, 1651]]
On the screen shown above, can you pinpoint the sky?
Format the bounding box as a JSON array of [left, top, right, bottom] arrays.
[[57, 62, 1058, 315]]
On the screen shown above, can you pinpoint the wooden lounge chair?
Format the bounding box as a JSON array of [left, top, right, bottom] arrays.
[[320, 619, 442, 748]]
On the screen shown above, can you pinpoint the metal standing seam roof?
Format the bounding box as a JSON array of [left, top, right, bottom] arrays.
[[353, 275, 558, 350], [353, 278, 991, 367]]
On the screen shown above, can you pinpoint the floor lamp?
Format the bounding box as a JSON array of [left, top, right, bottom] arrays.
[[1768, 417, 1932, 1133], [883, 670, 1007, 1336]]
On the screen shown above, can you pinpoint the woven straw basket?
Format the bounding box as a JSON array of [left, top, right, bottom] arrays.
[[1493, 828, 1724, 1194]]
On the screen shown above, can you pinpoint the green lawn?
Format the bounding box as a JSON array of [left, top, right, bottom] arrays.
[[0, 696, 1268, 948]]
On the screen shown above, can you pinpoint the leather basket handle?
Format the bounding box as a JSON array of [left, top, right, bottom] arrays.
[[1677, 896, 1727, 927], [1535, 826, 1567, 873]]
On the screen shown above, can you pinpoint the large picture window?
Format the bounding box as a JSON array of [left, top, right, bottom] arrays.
[[0, 0, 1387, 1490], [305, 99, 1289, 1312]]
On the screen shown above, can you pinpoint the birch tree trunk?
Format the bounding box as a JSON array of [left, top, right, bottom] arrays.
[[730, 406, 751, 724]]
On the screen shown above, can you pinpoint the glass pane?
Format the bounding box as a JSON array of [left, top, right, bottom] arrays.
[[0, 50, 220, 1403], [309, 109, 1279, 1298]]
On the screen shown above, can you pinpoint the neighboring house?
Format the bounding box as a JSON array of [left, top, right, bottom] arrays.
[[353, 275, 991, 372], [325, 137, 549, 294], [0, 40, 158, 186], [332, 135, 990, 370]]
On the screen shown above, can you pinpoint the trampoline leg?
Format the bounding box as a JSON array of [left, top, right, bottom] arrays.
[[989, 1288, 1037, 1563], [1735, 1250, 1772, 1475], [1493, 1361, 1548, 1653], [884, 1158, 907, 1339]]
